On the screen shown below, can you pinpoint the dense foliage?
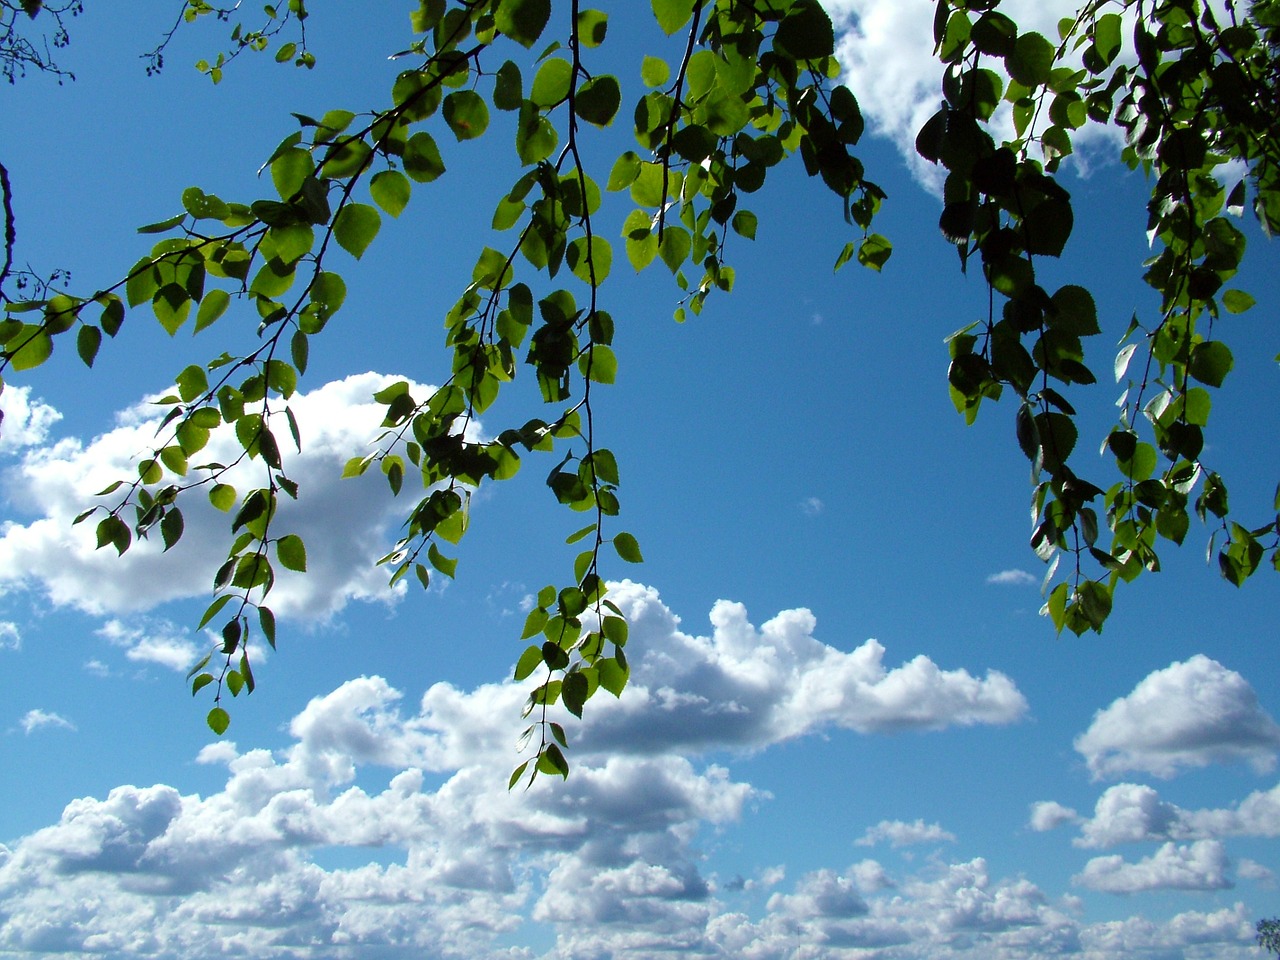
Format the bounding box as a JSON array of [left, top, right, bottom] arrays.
[[0, 0, 1276, 785]]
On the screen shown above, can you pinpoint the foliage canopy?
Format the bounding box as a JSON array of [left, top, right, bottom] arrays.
[[0, 0, 1277, 783]]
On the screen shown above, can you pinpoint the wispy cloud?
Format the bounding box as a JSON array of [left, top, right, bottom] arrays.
[[986, 569, 1038, 587], [19, 709, 76, 735]]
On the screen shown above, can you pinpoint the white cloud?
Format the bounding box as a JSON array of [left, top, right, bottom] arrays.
[[1075, 781, 1280, 848], [0, 620, 19, 651], [1029, 801, 1080, 832], [0, 384, 62, 454], [856, 818, 956, 848], [0, 373, 429, 622], [0, 648, 1256, 959], [1081, 903, 1255, 955], [18, 708, 76, 734], [1238, 859, 1276, 885], [987, 569, 1038, 587], [825, 0, 1128, 192], [1074, 655, 1280, 779], [97, 618, 201, 672], [800, 496, 824, 516], [581, 582, 1028, 754], [1073, 840, 1233, 894]]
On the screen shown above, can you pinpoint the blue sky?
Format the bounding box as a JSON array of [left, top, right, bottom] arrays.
[[1, 1, 1279, 958]]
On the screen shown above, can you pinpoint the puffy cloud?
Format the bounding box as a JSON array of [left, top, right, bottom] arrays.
[[1074, 840, 1233, 893], [825, 0, 1123, 191], [1074, 655, 1280, 779], [18, 708, 75, 734], [1081, 903, 1255, 956], [1029, 801, 1080, 832], [1075, 781, 1280, 848], [583, 581, 1028, 755], [0, 620, 19, 651], [0, 384, 62, 454], [0, 585, 1260, 959], [856, 818, 956, 848], [0, 373, 427, 621]]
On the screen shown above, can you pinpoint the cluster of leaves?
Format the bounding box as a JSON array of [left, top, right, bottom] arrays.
[[2, 0, 1277, 778], [1260, 917, 1280, 957], [924, 0, 1280, 635], [0, 0, 883, 784], [144, 0, 313, 80], [0, 0, 81, 84]]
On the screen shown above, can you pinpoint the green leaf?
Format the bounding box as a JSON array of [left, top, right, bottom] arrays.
[[651, 0, 695, 35], [515, 644, 543, 681], [495, 0, 551, 48], [566, 235, 612, 285], [613, 531, 643, 563], [137, 213, 186, 234], [658, 226, 691, 273], [370, 170, 412, 218], [428, 542, 458, 577], [7, 325, 52, 371], [207, 707, 231, 735], [443, 90, 490, 140], [76, 325, 102, 367], [209, 483, 237, 511], [271, 147, 313, 200], [641, 55, 669, 87], [562, 671, 589, 718], [597, 657, 629, 696], [516, 102, 558, 163], [576, 8, 608, 46], [1006, 31, 1055, 87], [774, 0, 835, 59], [494, 61, 523, 110], [1189, 341, 1234, 388], [531, 58, 572, 108], [857, 234, 892, 271], [277, 533, 307, 572], [195, 288, 231, 333], [403, 132, 446, 182], [333, 203, 381, 260], [575, 75, 621, 126], [1222, 289, 1255, 314]]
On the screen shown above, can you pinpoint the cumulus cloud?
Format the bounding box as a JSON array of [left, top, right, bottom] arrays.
[[1029, 801, 1080, 832], [582, 582, 1028, 756], [1074, 655, 1280, 779], [856, 819, 956, 848], [0, 620, 19, 651], [1073, 840, 1233, 894], [0, 373, 429, 621], [0, 649, 1256, 960], [825, 0, 1124, 191], [1074, 781, 1280, 848], [18, 709, 76, 734], [0, 384, 62, 454]]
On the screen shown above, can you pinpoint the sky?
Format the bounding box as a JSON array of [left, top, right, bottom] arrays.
[[1, 2, 1279, 958]]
